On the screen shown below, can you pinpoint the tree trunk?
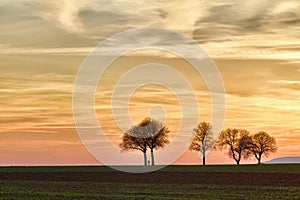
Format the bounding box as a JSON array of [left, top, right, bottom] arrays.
[[232, 149, 239, 165], [236, 152, 241, 165], [233, 154, 240, 165], [258, 154, 262, 165], [254, 153, 259, 164], [234, 158, 240, 165], [151, 148, 155, 166], [143, 152, 147, 166], [202, 147, 206, 165]]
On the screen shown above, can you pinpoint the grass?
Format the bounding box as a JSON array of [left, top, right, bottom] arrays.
[[0, 164, 300, 173], [160, 164, 300, 173], [0, 164, 299, 199], [0, 180, 299, 200]]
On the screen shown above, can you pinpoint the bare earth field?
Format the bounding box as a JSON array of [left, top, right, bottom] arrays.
[[0, 165, 299, 199]]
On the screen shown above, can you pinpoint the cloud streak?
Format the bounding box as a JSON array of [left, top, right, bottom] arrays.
[[0, 0, 299, 165], [1, 0, 300, 61], [36, 0, 87, 33]]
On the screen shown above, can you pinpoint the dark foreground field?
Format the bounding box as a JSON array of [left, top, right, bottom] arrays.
[[0, 164, 299, 199]]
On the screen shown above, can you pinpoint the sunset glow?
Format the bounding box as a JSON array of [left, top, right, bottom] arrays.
[[0, 0, 299, 165]]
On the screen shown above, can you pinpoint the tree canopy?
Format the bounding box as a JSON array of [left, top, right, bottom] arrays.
[[248, 131, 277, 164], [218, 128, 252, 165], [189, 122, 215, 165], [120, 118, 278, 166], [119, 117, 169, 166]]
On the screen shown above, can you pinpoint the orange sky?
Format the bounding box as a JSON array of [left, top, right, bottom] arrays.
[[0, 0, 299, 165]]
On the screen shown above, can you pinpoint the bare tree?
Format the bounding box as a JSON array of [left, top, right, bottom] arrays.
[[119, 132, 148, 166], [249, 131, 277, 164], [189, 122, 215, 165], [218, 128, 252, 165], [139, 117, 169, 166], [119, 117, 169, 166]]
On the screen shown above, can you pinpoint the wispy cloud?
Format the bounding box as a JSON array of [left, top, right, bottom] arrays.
[[1, 0, 300, 60], [0, 46, 93, 56], [268, 80, 300, 85], [36, 0, 87, 33], [1, 0, 299, 165]]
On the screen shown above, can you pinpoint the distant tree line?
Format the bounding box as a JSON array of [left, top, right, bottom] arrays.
[[120, 118, 277, 166]]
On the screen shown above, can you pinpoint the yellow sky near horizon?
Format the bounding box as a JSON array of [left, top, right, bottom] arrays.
[[0, 0, 300, 165]]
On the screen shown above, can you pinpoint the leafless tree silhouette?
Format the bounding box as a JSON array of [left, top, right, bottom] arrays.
[[218, 128, 252, 165], [248, 131, 277, 164], [189, 122, 215, 165], [119, 117, 169, 166], [139, 117, 169, 166], [119, 132, 148, 166]]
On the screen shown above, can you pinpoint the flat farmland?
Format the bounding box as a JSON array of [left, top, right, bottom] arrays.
[[0, 164, 299, 199]]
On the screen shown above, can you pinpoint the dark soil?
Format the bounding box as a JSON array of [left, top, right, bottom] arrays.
[[1, 171, 299, 186]]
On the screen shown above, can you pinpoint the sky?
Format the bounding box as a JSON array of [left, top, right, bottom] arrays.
[[0, 0, 299, 165]]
